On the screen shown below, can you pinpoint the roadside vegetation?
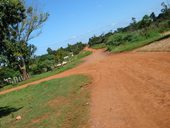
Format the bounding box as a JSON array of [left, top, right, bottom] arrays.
[[0, 50, 92, 91], [0, 75, 91, 128], [88, 2, 170, 52], [91, 43, 107, 49]]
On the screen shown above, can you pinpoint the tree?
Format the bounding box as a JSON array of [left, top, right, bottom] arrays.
[[88, 35, 104, 46], [139, 15, 152, 29], [150, 12, 156, 22], [12, 6, 49, 79], [47, 47, 56, 55], [55, 48, 68, 64], [0, 1, 49, 79], [0, 55, 8, 67], [67, 42, 85, 55], [47, 47, 53, 54], [157, 2, 170, 20], [132, 17, 137, 24], [0, 0, 25, 52], [161, 2, 168, 13], [129, 17, 137, 31]]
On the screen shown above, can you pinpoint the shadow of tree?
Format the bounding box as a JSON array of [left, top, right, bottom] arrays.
[[0, 106, 23, 118]]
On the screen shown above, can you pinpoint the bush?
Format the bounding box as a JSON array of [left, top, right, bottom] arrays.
[[0, 67, 20, 87], [106, 33, 140, 46], [30, 59, 55, 75], [168, 20, 170, 27], [107, 41, 121, 46]]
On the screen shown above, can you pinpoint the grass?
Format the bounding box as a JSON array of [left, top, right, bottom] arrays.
[[107, 33, 170, 53], [91, 43, 106, 49], [0, 51, 92, 91], [0, 75, 91, 128]]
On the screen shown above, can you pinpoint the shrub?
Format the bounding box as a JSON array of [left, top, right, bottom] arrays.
[[0, 67, 20, 87], [30, 59, 55, 75], [107, 41, 121, 46], [168, 20, 170, 27]]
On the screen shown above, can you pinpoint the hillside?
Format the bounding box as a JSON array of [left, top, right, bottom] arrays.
[[135, 36, 170, 52]]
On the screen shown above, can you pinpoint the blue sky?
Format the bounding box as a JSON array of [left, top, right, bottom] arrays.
[[26, 0, 165, 55]]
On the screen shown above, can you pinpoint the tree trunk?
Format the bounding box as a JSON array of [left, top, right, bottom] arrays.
[[19, 57, 29, 80], [22, 66, 28, 80]]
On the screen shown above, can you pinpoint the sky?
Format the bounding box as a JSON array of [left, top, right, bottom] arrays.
[[26, 0, 166, 55]]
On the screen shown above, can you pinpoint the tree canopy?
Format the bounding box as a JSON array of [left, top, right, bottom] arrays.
[[0, 0, 49, 79]]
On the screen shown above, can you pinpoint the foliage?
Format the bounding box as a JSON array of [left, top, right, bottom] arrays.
[[29, 42, 87, 75], [0, 0, 49, 80], [0, 0, 25, 43], [0, 67, 20, 87], [0, 50, 92, 91], [91, 43, 106, 49], [55, 48, 68, 63], [106, 33, 170, 53], [66, 42, 86, 55]]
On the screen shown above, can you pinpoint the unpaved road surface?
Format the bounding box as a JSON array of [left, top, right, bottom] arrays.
[[0, 48, 170, 128]]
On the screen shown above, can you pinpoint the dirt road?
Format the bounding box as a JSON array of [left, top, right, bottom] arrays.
[[0, 48, 170, 128]]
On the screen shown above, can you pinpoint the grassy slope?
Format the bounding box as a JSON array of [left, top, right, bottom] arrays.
[[109, 34, 170, 53], [91, 43, 106, 49], [90, 32, 170, 53], [0, 75, 91, 128], [0, 51, 92, 91]]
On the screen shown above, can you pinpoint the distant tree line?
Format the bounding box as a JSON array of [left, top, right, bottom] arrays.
[[28, 42, 86, 75], [88, 2, 170, 47]]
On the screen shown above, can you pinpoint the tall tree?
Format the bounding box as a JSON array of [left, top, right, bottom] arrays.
[[55, 48, 68, 64], [161, 2, 168, 13], [0, 0, 25, 52], [139, 15, 152, 29], [47, 47, 54, 55], [12, 5, 49, 79], [150, 12, 156, 22], [0, 0, 49, 79], [129, 17, 137, 31]]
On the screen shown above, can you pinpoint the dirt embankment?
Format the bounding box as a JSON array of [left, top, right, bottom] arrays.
[[135, 36, 170, 52]]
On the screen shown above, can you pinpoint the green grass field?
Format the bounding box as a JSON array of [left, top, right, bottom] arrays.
[[0, 75, 91, 128], [0, 51, 92, 92]]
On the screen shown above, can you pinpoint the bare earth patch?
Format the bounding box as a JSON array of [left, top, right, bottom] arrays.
[[31, 114, 49, 124], [47, 96, 68, 107]]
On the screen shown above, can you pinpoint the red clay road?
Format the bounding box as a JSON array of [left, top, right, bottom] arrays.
[[0, 48, 170, 128]]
